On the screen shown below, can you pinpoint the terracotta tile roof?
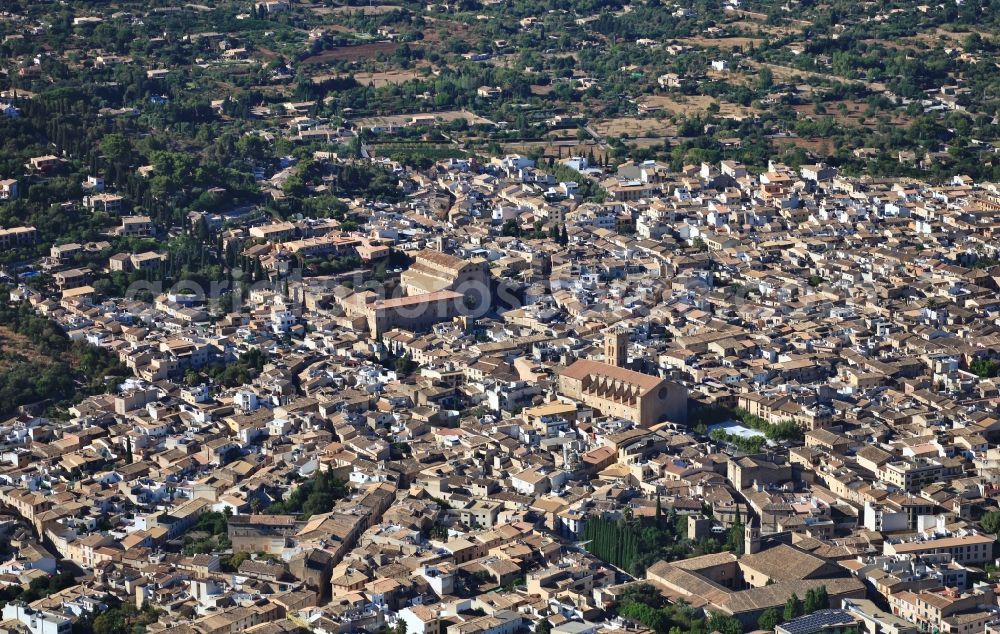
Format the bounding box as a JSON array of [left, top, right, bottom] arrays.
[[559, 359, 664, 393]]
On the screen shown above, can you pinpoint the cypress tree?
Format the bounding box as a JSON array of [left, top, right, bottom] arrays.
[[609, 533, 622, 566], [605, 519, 614, 561], [784, 594, 803, 622], [804, 589, 818, 614], [592, 518, 602, 557], [627, 529, 638, 572], [815, 586, 829, 611], [619, 522, 629, 567]]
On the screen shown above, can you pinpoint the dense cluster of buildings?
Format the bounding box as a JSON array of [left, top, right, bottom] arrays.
[[2, 146, 1000, 634]]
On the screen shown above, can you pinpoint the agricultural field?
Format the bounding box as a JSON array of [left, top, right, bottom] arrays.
[[676, 36, 763, 50], [311, 4, 402, 15], [301, 42, 399, 65], [352, 68, 432, 87], [591, 116, 678, 139], [353, 109, 495, 129], [791, 100, 912, 128], [635, 96, 758, 120], [312, 67, 432, 87]]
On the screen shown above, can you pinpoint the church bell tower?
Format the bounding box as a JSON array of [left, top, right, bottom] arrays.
[[604, 328, 628, 368]]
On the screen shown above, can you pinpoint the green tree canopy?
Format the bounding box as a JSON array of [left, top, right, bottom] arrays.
[[758, 607, 782, 631], [784, 593, 804, 622]]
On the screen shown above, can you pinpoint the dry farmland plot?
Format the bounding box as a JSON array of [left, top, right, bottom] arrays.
[[302, 42, 398, 64], [747, 61, 888, 92], [423, 17, 478, 45], [489, 54, 522, 69], [353, 109, 495, 129], [311, 4, 402, 15], [314, 24, 359, 35], [592, 117, 678, 139], [747, 24, 803, 37], [773, 137, 833, 154], [901, 27, 991, 47], [725, 10, 807, 34], [791, 100, 911, 127], [0, 327, 53, 372], [357, 69, 428, 87], [677, 36, 763, 49], [636, 95, 758, 119], [350, 69, 430, 87], [246, 84, 295, 98], [257, 47, 280, 61], [730, 9, 769, 21]]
